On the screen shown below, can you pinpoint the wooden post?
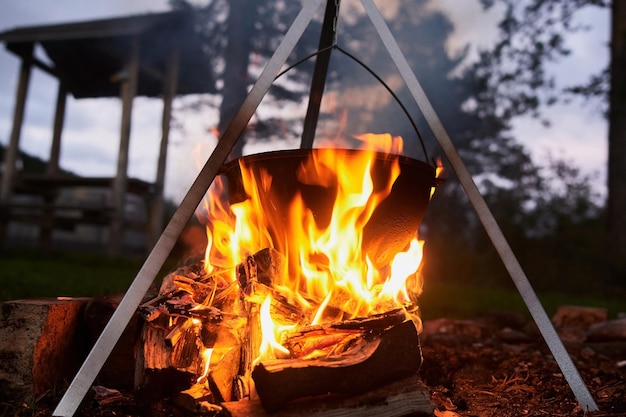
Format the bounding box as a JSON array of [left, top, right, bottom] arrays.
[[149, 49, 179, 250], [0, 44, 33, 244], [109, 37, 140, 258], [0, 46, 33, 201], [47, 80, 67, 176], [39, 80, 68, 250]]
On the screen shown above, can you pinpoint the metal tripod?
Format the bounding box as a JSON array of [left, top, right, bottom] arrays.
[[53, 1, 598, 414]]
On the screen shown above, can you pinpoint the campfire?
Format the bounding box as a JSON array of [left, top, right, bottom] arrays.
[[46, 2, 599, 414], [135, 134, 441, 413]]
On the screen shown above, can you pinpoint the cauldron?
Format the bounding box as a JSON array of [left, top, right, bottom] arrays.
[[219, 149, 438, 268]]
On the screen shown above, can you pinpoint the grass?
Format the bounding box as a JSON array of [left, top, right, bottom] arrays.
[[0, 248, 175, 301], [1, 248, 624, 319], [419, 280, 626, 320]]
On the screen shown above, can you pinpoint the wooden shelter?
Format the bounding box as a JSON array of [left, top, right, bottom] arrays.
[[0, 11, 216, 256]]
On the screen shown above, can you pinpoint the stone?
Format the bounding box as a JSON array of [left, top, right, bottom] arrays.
[[421, 318, 484, 341], [552, 305, 608, 328], [551, 305, 609, 343], [586, 318, 626, 342]]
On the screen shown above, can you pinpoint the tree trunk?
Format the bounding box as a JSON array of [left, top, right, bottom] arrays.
[[607, 0, 626, 278], [219, 0, 256, 160]]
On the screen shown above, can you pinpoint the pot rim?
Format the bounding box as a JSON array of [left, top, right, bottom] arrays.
[[219, 148, 438, 180]]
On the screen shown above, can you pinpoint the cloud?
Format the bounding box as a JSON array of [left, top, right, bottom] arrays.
[[511, 103, 608, 197], [425, 0, 504, 67]]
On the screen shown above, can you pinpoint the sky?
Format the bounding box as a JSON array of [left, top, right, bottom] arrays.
[[0, 0, 610, 203]]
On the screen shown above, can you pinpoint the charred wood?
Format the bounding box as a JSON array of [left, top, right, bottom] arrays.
[[220, 374, 433, 417], [281, 309, 407, 358], [252, 319, 422, 412], [237, 248, 286, 292]]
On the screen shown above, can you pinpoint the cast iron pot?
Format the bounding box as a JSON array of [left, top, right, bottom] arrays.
[[219, 148, 439, 268]]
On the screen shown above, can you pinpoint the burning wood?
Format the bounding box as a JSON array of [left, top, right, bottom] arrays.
[[135, 258, 246, 403], [280, 308, 406, 359], [133, 140, 436, 413], [134, 247, 424, 412], [253, 316, 422, 412], [221, 374, 434, 417]]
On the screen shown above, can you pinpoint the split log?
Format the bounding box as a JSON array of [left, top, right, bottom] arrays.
[[237, 248, 286, 292], [208, 345, 241, 402], [0, 298, 90, 403], [169, 321, 204, 371], [281, 309, 406, 359], [239, 298, 262, 400], [136, 258, 247, 405], [243, 282, 306, 325], [237, 248, 288, 400], [252, 319, 422, 412], [207, 287, 246, 402], [134, 316, 197, 402], [137, 315, 205, 373], [220, 374, 434, 417]]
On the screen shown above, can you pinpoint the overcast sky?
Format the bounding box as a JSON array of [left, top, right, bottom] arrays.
[[0, 0, 610, 203]]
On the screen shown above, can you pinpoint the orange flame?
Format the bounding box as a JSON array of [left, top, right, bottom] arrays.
[[199, 134, 432, 359], [255, 296, 294, 364], [431, 156, 444, 199]]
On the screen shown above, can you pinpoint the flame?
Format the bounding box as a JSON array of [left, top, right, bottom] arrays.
[[382, 237, 424, 303], [288, 146, 403, 318], [198, 133, 435, 362], [256, 296, 293, 364], [431, 156, 444, 199], [196, 348, 214, 385]]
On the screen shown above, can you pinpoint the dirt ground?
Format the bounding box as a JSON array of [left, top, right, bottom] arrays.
[[420, 312, 626, 417]]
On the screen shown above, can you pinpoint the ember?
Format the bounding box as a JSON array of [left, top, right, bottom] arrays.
[[134, 135, 439, 413]]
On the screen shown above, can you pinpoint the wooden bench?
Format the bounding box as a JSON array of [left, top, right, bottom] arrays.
[[1, 173, 158, 247]]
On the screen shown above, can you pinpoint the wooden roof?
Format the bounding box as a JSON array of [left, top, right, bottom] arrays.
[[0, 11, 217, 98]]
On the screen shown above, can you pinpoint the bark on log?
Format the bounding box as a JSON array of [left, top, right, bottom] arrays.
[[220, 374, 433, 417], [84, 293, 147, 390], [0, 298, 90, 402], [252, 319, 422, 412]]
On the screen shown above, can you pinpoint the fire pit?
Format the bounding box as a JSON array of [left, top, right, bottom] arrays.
[[134, 138, 440, 414], [53, 1, 598, 414]]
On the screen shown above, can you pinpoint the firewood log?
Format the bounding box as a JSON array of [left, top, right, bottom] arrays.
[[252, 319, 422, 412], [221, 374, 434, 417], [0, 298, 90, 403]]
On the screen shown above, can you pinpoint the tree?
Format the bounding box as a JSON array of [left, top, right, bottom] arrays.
[[169, 0, 326, 159], [607, 0, 626, 278], [471, 0, 626, 281]]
